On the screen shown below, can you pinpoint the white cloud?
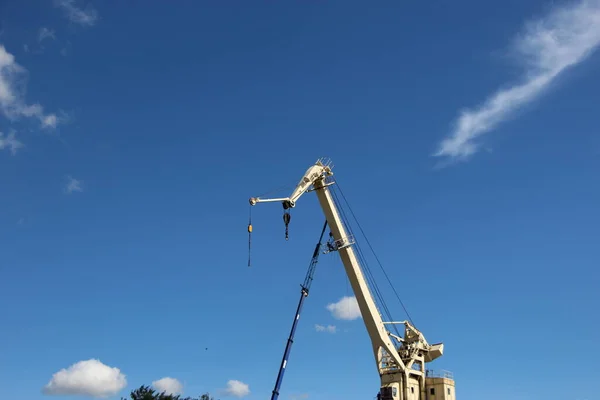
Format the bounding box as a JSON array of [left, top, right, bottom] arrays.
[[0, 130, 23, 155], [223, 380, 250, 398], [55, 0, 99, 27], [65, 175, 82, 193], [152, 377, 183, 395], [38, 27, 56, 42], [42, 114, 58, 127], [42, 359, 127, 397], [315, 324, 337, 333], [326, 296, 361, 320], [434, 0, 600, 161], [0, 45, 59, 128]]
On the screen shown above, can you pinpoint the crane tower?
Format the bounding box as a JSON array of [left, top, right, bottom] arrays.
[[249, 158, 456, 400]]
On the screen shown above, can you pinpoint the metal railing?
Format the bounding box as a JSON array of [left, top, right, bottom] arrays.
[[335, 234, 355, 249], [425, 369, 454, 379], [317, 157, 333, 169], [322, 234, 356, 254]]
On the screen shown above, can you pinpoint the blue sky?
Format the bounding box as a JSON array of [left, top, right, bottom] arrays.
[[1, 1, 599, 399]]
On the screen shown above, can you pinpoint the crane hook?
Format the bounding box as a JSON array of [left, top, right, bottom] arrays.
[[283, 210, 291, 240]]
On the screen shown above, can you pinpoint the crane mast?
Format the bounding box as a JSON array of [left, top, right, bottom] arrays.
[[250, 158, 456, 400]]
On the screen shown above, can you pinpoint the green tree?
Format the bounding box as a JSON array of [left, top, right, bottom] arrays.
[[122, 385, 216, 400]]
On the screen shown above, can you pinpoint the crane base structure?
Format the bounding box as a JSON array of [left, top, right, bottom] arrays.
[[422, 370, 456, 400], [250, 158, 457, 400]]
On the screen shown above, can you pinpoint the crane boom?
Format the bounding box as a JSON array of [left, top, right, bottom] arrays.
[[314, 174, 407, 371], [250, 158, 455, 400]]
